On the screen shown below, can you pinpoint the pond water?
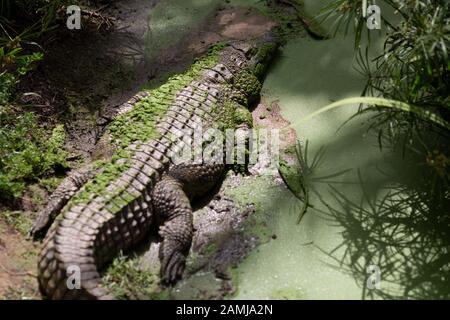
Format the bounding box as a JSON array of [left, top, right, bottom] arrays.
[[232, 1, 400, 300]]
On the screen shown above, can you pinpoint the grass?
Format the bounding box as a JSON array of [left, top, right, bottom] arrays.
[[296, 97, 450, 131], [0, 1, 71, 205], [0, 210, 33, 236], [0, 111, 68, 202], [279, 140, 351, 224], [102, 253, 169, 300], [1, 286, 38, 300]]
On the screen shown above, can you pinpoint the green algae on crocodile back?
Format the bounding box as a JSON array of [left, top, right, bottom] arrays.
[[32, 36, 281, 300], [66, 46, 224, 208], [67, 38, 281, 208]]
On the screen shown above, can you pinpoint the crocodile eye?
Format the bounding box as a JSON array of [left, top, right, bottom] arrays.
[[220, 66, 225, 71]]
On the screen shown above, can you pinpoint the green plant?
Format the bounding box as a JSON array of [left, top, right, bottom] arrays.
[[279, 141, 321, 223], [0, 112, 68, 201], [103, 253, 168, 300], [292, 96, 450, 130], [279, 140, 351, 224], [0, 210, 33, 236], [318, 0, 450, 142], [0, 0, 70, 104], [0, 0, 69, 42], [284, 0, 450, 299], [0, 46, 43, 104], [0, 1, 74, 207]]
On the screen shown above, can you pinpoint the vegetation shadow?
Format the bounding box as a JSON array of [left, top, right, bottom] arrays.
[[311, 132, 450, 299]]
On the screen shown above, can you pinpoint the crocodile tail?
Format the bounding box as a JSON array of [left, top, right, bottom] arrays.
[[37, 176, 157, 299], [37, 217, 114, 300], [37, 139, 169, 299]]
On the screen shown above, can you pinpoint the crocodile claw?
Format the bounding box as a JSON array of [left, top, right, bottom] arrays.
[[29, 213, 50, 240], [161, 251, 186, 285]]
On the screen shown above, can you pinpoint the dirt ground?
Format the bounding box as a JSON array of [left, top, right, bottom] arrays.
[[0, 0, 298, 299]]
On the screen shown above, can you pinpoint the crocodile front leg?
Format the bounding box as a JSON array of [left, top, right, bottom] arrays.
[[153, 163, 226, 284], [153, 175, 194, 284], [30, 165, 97, 238]]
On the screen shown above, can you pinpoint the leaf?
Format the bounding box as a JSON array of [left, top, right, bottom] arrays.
[[290, 97, 450, 131]]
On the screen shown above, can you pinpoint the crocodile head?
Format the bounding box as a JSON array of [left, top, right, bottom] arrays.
[[230, 32, 281, 79]]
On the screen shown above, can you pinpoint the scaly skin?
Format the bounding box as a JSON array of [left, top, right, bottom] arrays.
[[30, 36, 280, 299]]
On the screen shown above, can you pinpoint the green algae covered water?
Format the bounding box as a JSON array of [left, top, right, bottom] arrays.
[[230, 31, 370, 299], [145, 0, 221, 59], [230, 29, 369, 296], [231, 1, 404, 300]]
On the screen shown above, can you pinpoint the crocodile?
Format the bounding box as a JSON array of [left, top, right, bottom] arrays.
[[30, 34, 280, 300]]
